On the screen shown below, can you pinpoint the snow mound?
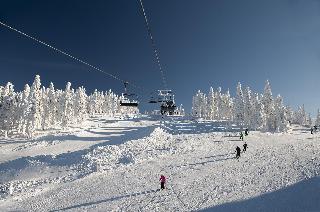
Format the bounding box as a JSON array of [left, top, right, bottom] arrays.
[[149, 127, 172, 139], [83, 127, 175, 171]]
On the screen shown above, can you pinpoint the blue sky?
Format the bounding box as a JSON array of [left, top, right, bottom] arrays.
[[0, 0, 320, 114]]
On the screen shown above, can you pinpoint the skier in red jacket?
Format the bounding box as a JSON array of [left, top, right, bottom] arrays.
[[159, 175, 166, 190]]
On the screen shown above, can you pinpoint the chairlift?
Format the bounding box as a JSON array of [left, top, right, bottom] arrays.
[[149, 89, 177, 115], [120, 82, 139, 107], [149, 92, 158, 103]]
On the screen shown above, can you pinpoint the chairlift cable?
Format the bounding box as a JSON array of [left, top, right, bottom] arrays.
[[138, 0, 168, 90], [0, 20, 145, 92]]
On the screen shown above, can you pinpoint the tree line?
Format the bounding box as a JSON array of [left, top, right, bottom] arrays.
[[192, 80, 319, 132], [0, 75, 137, 138]]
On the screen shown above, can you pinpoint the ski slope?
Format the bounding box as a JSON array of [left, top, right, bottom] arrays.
[[1, 115, 320, 211]]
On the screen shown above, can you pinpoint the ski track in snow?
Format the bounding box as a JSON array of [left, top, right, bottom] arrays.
[[0, 115, 320, 211]]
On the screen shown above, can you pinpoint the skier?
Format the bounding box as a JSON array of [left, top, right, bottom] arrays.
[[314, 125, 318, 133], [245, 128, 249, 136], [243, 142, 248, 152], [159, 175, 166, 190], [235, 146, 241, 159], [311, 127, 314, 134], [239, 132, 244, 141]]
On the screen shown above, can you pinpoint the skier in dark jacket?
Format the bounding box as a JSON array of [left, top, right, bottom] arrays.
[[243, 142, 248, 152], [235, 146, 241, 159], [245, 129, 249, 136], [239, 132, 244, 141], [311, 128, 314, 134]]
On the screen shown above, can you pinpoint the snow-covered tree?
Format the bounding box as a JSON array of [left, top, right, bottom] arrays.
[[74, 86, 88, 123], [293, 105, 307, 126], [261, 80, 276, 131], [220, 89, 233, 120], [234, 82, 245, 126], [192, 90, 207, 118], [274, 95, 288, 132], [0, 82, 16, 137], [47, 82, 57, 127], [214, 87, 222, 119], [41, 86, 50, 130], [243, 87, 253, 128], [206, 87, 216, 120], [61, 82, 74, 128], [19, 84, 31, 134], [305, 113, 312, 127], [250, 93, 264, 130], [315, 109, 320, 126]]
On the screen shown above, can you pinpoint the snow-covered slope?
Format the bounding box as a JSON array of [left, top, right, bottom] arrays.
[[0, 116, 320, 211]]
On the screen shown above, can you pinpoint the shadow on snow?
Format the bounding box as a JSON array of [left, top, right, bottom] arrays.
[[170, 153, 235, 168], [199, 177, 320, 212], [50, 189, 160, 211], [161, 118, 242, 135], [0, 117, 156, 180]]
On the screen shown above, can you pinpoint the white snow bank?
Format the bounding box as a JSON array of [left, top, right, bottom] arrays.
[[83, 127, 182, 171]]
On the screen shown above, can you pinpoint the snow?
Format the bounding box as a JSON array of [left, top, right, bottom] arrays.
[[0, 115, 320, 211]]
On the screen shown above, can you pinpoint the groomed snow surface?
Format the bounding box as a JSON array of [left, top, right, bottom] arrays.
[[0, 115, 320, 212]]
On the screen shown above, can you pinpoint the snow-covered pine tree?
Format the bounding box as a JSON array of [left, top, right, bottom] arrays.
[[214, 87, 223, 119], [61, 82, 74, 128], [74, 86, 88, 123], [0, 82, 16, 137], [55, 89, 64, 126], [14, 91, 24, 134], [47, 82, 57, 127], [19, 84, 31, 135], [243, 87, 253, 128], [206, 87, 216, 120], [220, 89, 233, 120], [97, 91, 104, 114], [103, 90, 113, 115], [234, 82, 245, 127], [261, 80, 276, 131], [274, 95, 288, 132], [26, 75, 44, 136], [178, 104, 185, 116], [112, 92, 120, 115], [88, 89, 98, 115], [293, 105, 307, 126], [192, 90, 207, 118], [41, 86, 50, 130], [250, 93, 264, 130], [315, 109, 320, 126], [306, 113, 312, 127], [285, 106, 294, 125]]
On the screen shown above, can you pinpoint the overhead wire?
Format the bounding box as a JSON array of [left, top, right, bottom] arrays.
[[0, 20, 145, 92], [138, 0, 168, 90]]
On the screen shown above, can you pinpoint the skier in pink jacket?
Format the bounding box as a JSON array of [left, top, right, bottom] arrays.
[[159, 175, 166, 190]]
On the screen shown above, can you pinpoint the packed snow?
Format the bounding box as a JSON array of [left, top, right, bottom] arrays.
[[0, 115, 320, 211]]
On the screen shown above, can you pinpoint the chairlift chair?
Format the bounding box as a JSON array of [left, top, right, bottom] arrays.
[[120, 82, 139, 107], [149, 93, 158, 103], [157, 90, 177, 115]]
